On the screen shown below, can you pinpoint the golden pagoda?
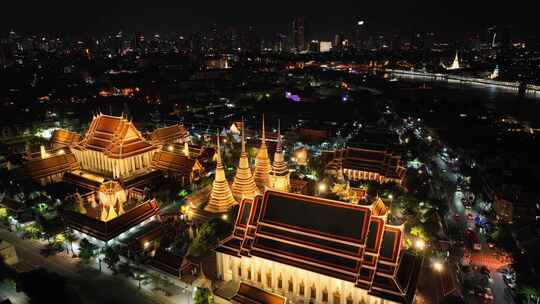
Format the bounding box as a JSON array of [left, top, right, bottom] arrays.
[[270, 120, 290, 192], [205, 133, 237, 213], [253, 115, 271, 191], [232, 118, 259, 200]]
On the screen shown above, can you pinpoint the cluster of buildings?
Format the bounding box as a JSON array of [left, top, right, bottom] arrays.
[[7, 111, 422, 304]]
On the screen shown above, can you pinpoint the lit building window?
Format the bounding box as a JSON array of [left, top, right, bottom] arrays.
[[322, 289, 328, 302], [310, 286, 316, 299], [299, 282, 305, 296], [257, 271, 262, 283], [278, 275, 283, 289]]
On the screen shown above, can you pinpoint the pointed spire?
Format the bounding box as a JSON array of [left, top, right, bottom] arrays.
[[205, 130, 237, 213], [241, 116, 246, 153], [271, 119, 290, 192], [254, 114, 271, 190], [261, 113, 266, 142], [216, 129, 222, 165], [276, 119, 282, 152], [232, 118, 259, 200]]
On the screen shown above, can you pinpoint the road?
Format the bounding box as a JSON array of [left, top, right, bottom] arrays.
[[0, 228, 193, 304], [432, 154, 515, 304]]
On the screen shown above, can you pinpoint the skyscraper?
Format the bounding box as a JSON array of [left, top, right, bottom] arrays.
[[292, 17, 306, 52]]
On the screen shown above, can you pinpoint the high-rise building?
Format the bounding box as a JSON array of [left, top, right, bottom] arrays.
[[334, 33, 343, 50], [292, 17, 306, 52]]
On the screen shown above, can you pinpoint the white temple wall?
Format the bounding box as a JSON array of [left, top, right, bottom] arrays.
[[216, 253, 397, 304]]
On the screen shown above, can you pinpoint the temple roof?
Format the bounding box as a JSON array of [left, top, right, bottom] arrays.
[[231, 283, 286, 304], [329, 146, 406, 181], [62, 199, 160, 241], [149, 124, 189, 145], [75, 114, 155, 159], [49, 129, 81, 148], [217, 191, 420, 303], [151, 150, 201, 177], [25, 153, 80, 180]]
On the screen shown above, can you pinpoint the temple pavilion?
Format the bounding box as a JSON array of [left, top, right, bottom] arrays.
[[216, 191, 421, 304], [72, 114, 156, 179]]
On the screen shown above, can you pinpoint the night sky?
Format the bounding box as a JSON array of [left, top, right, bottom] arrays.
[[1, 0, 537, 39]]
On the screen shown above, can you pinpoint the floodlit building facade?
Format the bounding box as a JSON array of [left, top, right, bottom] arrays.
[[216, 191, 421, 304]]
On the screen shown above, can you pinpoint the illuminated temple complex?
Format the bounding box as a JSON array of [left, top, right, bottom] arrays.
[[216, 191, 421, 304], [22, 114, 200, 244]]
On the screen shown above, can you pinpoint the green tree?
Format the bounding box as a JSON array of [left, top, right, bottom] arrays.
[[103, 246, 120, 272], [64, 229, 78, 256], [194, 287, 213, 304], [78, 238, 98, 264], [189, 218, 232, 258]]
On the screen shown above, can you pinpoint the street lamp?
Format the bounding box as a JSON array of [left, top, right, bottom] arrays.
[[318, 183, 327, 193], [388, 194, 394, 200], [221, 214, 228, 221], [414, 239, 426, 251], [432, 261, 443, 273], [168, 145, 174, 152]]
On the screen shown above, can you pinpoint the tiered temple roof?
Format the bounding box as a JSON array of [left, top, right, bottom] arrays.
[[63, 199, 160, 242], [327, 146, 406, 184], [232, 119, 259, 200], [49, 129, 81, 148], [74, 114, 155, 159], [149, 124, 190, 145], [205, 134, 237, 213], [25, 152, 80, 181], [151, 150, 202, 179], [253, 115, 271, 190], [217, 191, 421, 304]]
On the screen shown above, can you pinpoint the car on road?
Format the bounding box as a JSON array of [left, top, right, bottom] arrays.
[[484, 287, 494, 302]]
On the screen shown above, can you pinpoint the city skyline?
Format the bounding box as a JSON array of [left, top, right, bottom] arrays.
[[1, 0, 538, 40]]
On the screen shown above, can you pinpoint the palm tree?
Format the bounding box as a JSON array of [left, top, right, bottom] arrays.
[[64, 229, 78, 256]]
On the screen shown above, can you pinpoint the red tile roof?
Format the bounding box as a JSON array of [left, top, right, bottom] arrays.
[[74, 114, 155, 159]]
